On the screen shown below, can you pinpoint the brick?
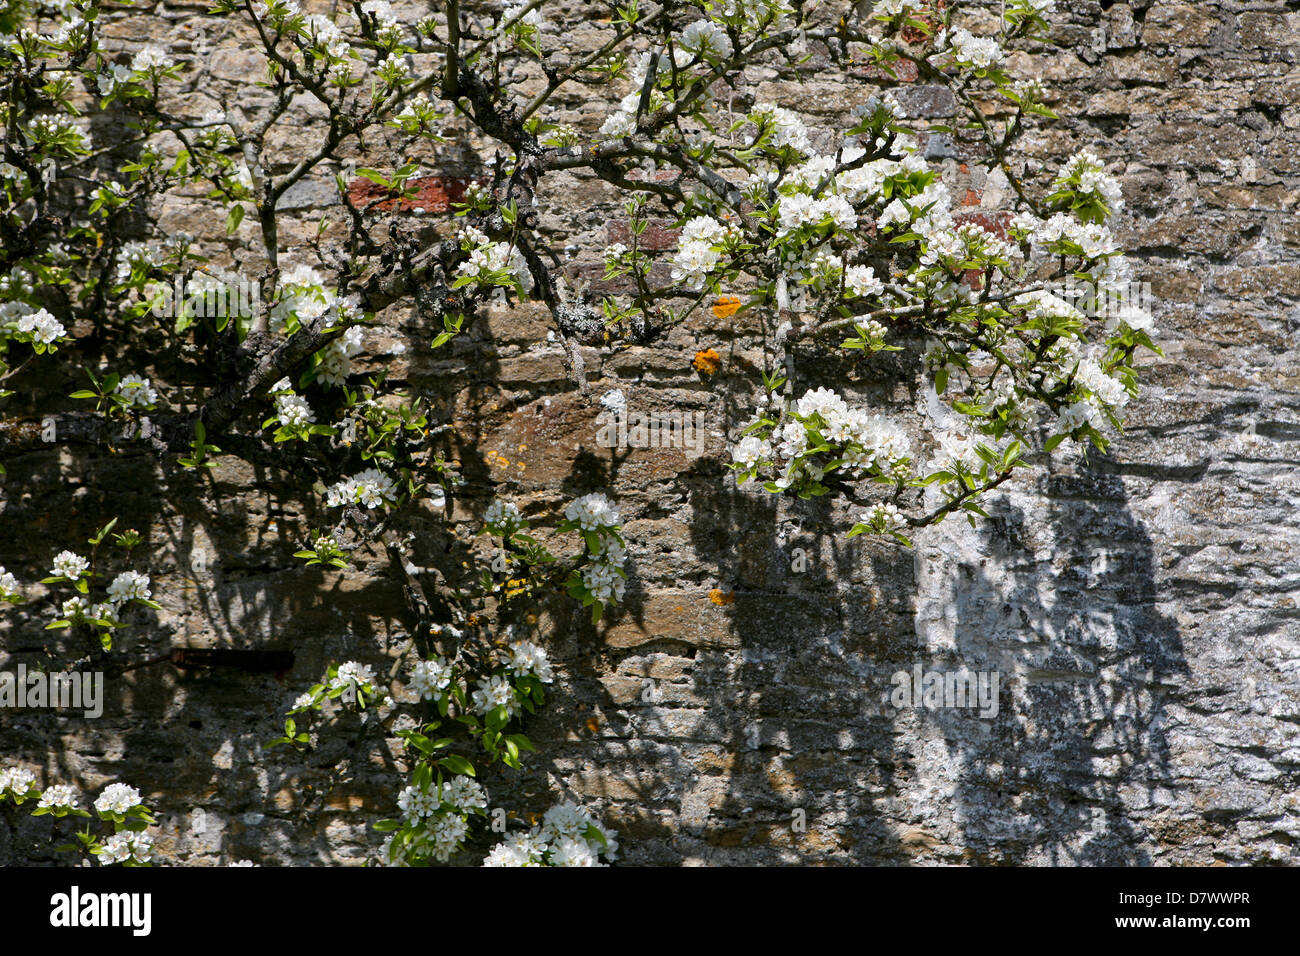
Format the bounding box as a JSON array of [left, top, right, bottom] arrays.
[[890, 84, 956, 119], [345, 175, 471, 214], [1141, 3, 1219, 46], [1237, 12, 1296, 50], [607, 218, 680, 252]]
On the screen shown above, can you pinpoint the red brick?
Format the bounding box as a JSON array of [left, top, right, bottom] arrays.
[[851, 58, 919, 83], [607, 218, 680, 252], [345, 175, 471, 213], [954, 209, 1012, 240]]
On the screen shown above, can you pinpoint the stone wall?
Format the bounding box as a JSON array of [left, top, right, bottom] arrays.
[[1, 0, 1298, 865]]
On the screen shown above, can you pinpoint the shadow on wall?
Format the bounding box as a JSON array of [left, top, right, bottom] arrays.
[[939, 457, 1186, 865], [623, 450, 1184, 864]]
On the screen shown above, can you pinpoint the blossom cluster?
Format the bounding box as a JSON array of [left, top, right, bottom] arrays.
[[42, 550, 155, 632], [670, 215, 743, 292], [562, 493, 627, 613], [287, 660, 387, 718], [483, 498, 524, 534], [316, 324, 365, 387], [273, 386, 315, 429], [325, 467, 399, 509], [115, 373, 159, 408], [1, 769, 158, 865], [2, 303, 67, 352], [453, 226, 528, 290], [470, 640, 555, 718], [270, 264, 337, 332], [482, 802, 619, 867], [732, 387, 913, 501], [563, 492, 622, 532]]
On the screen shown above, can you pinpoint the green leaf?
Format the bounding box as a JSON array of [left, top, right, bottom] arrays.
[[439, 754, 475, 777], [485, 705, 509, 732]]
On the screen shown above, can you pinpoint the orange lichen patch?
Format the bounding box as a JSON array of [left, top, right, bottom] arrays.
[[961, 188, 981, 206], [712, 295, 742, 319], [708, 588, 735, 606], [693, 348, 722, 375], [585, 717, 600, 733]]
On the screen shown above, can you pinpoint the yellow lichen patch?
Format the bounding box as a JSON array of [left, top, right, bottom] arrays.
[[585, 717, 600, 734], [693, 348, 722, 375], [712, 295, 741, 319], [708, 588, 735, 606]]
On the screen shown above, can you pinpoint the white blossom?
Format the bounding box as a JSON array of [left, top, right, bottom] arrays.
[[441, 776, 487, 812], [860, 502, 905, 533], [845, 265, 884, 298], [15, 308, 66, 344], [937, 27, 1005, 69], [317, 325, 364, 387], [749, 103, 811, 155], [115, 241, 160, 280], [326, 468, 398, 509], [130, 45, 173, 74], [397, 785, 438, 820], [106, 570, 150, 604], [98, 831, 153, 865], [51, 550, 88, 579], [564, 492, 621, 531], [116, 374, 158, 407], [678, 20, 733, 61], [0, 767, 37, 797], [471, 674, 518, 717], [0, 567, 18, 601], [731, 434, 771, 468], [507, 641, 553, 683], [484, 499, 523, 529], [409, 657, 452, 700], [330, 660, 375, 692], [37, 783, 79, 811], [94, 783, 142, 815]]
